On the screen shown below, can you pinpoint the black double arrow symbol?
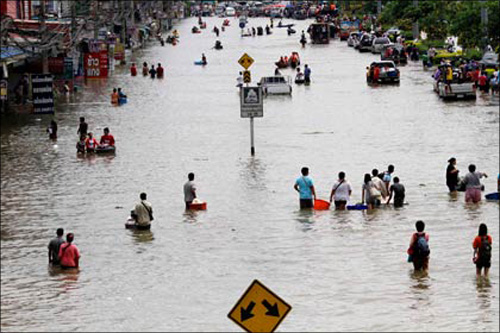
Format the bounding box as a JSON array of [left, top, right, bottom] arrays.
[[240, 300, 280, 322]]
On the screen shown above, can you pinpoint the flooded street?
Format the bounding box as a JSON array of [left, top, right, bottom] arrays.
[[1, 17, 499, 332]]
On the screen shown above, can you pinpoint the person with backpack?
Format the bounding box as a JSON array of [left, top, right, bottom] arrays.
[[473, 223, 492, 278], [132, 192, 154, 230], [407, 220, 430, 272]]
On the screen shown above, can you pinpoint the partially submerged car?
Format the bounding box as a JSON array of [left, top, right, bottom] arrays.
[[371, 37, 392, 54], [258, 76, 293, 95], [366, 61, 400, 84]]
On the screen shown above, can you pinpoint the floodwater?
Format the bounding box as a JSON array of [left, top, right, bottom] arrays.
[[1, 17, 499, 332]]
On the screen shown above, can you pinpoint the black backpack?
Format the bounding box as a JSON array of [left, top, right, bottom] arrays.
[[479, 236, 492, 260], [414, 233, 430, 257]]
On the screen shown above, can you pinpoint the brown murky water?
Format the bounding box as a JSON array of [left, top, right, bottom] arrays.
[[1, 17, 499, 332]]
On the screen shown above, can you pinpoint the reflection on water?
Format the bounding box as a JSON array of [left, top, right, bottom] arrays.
[[129, 229, 154, 245], [182, 210, 200, 224]]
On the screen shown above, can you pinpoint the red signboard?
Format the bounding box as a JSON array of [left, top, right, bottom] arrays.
[[84, 51, 108, 78], [48, 57, 64, 74]]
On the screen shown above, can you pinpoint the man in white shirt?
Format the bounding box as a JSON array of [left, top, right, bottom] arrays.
[[371, 169, 388, 205], [329, 172, 352, 210], [184, 173, 197, 209], [133, 192, 153, 230]]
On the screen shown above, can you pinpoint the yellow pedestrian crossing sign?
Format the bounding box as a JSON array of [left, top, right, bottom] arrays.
[[238, 53, 255, 70], [228, 280, 292, 333]]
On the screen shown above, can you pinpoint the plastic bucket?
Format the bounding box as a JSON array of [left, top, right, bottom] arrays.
[[190, 202, 207, 210], [314, 199, 330, 210]]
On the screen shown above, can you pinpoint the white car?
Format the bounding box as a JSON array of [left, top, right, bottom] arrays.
[[258, 76, 292, 95], [225, 7, 236, 17], [347, 32, 360, 47], [371, 37, 392, 54]]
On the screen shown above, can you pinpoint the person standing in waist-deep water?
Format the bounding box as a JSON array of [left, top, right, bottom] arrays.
[[446, 157, 459, 193], [381, 164, 395, 192], [77, 117, 88, 137], [329, 171, 352, 210], [473, 223, 492, 278], [362, 173, 379, 210], [463, 164, 488, 203], [184, 173, 197, 209], [294, 167, 316, 209], [149, 65, 157, 79], [133, 192, 154, 230], [156, 63, 164, 78], [130, 62, 137, 76], [407, 220, 430, 273], [58, 233, 80, 269], [387, 177, 405, 208], [48, 228, 65, 266], [142, 62, 149, 76], [304, 64, 311, 84], [47, 120, 58, 140], [371, 169, 388, 205]]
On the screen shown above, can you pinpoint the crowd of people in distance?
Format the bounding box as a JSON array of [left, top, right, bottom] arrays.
[[130, 62, 165, 79]]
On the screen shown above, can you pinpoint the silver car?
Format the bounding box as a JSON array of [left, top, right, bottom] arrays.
[[371, 37, 392, 54]]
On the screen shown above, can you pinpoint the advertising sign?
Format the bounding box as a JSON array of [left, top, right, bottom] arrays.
[[31, 74, 54, 114], [0, 80, 7, 101], [84, 51, 108, 78]]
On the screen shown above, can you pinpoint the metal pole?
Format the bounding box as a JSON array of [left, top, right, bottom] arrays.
[[41, 0, 48, 73], [377, 0, 382, 16], [94, 0, 99, 40], [250, 116, 255, 156], [481, 0, 488, 52], [412, 0, 419, 40]]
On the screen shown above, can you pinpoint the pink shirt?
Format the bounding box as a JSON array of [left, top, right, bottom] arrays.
[[58, 243, 80, 267]]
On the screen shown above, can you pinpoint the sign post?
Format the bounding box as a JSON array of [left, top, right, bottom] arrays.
[[31, 74, 54, 114], [238, 53, 261, 156]]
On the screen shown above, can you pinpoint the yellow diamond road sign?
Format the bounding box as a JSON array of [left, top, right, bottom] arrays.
[[228, 280, 292, 333], [238, 53, 255, 70]]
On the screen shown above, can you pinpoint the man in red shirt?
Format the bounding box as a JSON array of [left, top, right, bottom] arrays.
[[157, 63, 164, 78], [478, 72, 488, 93], [58, 233, 80, 269], [99, 127, 115, 147]]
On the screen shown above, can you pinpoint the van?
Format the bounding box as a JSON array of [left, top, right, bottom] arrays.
[[225, 7, 236, 17]]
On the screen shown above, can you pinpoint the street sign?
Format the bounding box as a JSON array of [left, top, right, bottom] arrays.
[[243, 70, 251, 83], [240, 86, 263, 118], [228, 280, 292, 333], [31, 74, 54, 114], [238, 53, 254, 70]]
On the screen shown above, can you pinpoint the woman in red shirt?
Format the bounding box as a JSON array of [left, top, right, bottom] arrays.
[[130, 63, 137, 76], [58, 233, 80, 270], [473, 223, 492, 278], [85, 132, 99, 152]]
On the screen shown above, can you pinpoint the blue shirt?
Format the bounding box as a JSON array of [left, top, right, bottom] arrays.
[[295, 176, 314, 199], [304, 67, 311, 77]]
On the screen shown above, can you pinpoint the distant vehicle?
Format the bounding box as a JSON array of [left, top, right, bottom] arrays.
[[386, 26, 401, 36], [225, 7, 236, 17], [269, 7, 284, 18], [215, 5, 226, 16], [367, 61, 400, 84], [371, 37, 392, 54], [433, 67, 476, 100], [308, 22, 330, 44], [258, 76, 293, 95], [358, 34, 374, 52], [381, 44, 408, 64], [479, 51, 499, 69], [347, 31, 360, 47]]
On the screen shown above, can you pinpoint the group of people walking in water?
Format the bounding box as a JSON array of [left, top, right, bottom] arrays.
[[130, 62, 165, 79], [76, 117, 115, 154], [292, 162, 495, 277]]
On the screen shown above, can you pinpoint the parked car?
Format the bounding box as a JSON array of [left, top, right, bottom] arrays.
[[367, 61, 400, 84], [347, 32, 360, 47], [225, 7, 236, 17], [258, 76, 292, 95], [371, 37, 392, 54]]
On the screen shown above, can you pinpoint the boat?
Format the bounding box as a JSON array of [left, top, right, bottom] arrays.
[[289, 52, 300, 68], [347, 204, 368, 210], [485, 192, 499, 201], [95, 145, 116, 154], [194, 60, 207, 66], [295, 74, 305, 84]]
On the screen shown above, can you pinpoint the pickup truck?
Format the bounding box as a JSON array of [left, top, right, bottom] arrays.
[[433, 80, 476, 100]]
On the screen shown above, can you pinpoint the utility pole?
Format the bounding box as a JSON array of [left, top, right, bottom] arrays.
[[377, 0, 382, 16], [480, 0, 488, 52], [93, 0, 99, 40], [412, 0, 419, 40], [71, 0, 77, 45], [120, 0, 127, 64], [40, 0, 49, 73]]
